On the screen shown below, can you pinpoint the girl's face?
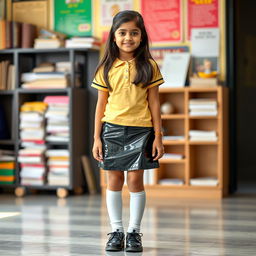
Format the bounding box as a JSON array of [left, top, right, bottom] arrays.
[[114, 20, 142, 60]]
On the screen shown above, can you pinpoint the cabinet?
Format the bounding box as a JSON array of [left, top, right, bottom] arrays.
[[0, 48, 99, 197], [100, 87, 229, 199]]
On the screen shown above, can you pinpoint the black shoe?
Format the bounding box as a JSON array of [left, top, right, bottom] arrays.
[[105, 229, 125, 251], [126, 230, 143, 252]]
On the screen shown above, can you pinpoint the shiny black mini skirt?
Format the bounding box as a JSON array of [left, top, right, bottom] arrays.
[[99, 122, 159, 171]]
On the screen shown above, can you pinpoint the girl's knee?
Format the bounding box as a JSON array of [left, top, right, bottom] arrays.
[[107, 171, 124, 190], [127, 170, 144, 192]]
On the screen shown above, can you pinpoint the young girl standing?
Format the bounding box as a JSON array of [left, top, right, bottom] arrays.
[[92, 10, 164, 252]]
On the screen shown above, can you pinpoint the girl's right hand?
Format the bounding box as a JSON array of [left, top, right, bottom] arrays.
[[92, 138, 103, 162]]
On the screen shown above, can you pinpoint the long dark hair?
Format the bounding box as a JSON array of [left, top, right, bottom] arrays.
[[94, 10, 154, 91]]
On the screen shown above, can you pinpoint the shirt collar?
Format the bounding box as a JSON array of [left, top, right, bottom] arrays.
[[114, 58, 135, 68]]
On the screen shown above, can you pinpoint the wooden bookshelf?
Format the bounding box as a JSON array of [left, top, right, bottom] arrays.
[[0, 48, 99, 197], [100, 86, 229, 199]]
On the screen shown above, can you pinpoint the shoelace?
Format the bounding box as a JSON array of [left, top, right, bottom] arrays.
[[127, 232, 143, 243], [107, 231, 123, 242]]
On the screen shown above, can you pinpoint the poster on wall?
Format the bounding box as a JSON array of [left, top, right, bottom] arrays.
[[54, 0, 92, 37], [191, 28, 219, 78], [100, 0, 133, 26], [187, 0, 219, 40], [150, 46, 189, 69], [141, 0, 182, 43]]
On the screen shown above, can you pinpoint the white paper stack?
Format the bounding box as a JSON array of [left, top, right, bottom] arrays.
[[65, 37, 100, 50], [163, 135, 185, 141], [189, 98, 218, 116], [159, 178, 184, 185], [162, 153, 184, 160], [44, 96, 70, 142], [189, 130, 217, 141], [190, 177, 218, 186], [45, 149, 69, 186]]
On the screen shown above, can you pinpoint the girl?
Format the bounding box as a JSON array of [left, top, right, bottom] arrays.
[[92, 10, 164, 252]]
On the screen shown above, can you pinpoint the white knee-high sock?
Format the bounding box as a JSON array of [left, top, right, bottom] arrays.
[[128, 190, 146, 233], [106, 189, 124, 232]]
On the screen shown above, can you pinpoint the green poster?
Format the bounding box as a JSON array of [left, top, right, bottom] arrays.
[[54, 0, 92, 37]]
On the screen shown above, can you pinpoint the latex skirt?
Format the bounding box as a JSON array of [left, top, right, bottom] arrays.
[[99, 122, 159, 171]]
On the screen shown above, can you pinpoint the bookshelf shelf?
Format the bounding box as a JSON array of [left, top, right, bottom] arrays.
[[188, 116, 219, 119], [161, 114, 185, 119], [189, 141, 219, 145], [100, 86, 229, 199], [0, 140, 15, 145], [0, 48, 99, 197], [159, 159, 186, 164], [162, 140, 185, 145]]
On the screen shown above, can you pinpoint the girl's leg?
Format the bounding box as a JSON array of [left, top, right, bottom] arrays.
[[106, 170, 124, 232], [126, 169, 146, 233]]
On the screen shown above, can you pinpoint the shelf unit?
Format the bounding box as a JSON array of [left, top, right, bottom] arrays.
[[0, 48, 99, 197], [100, 86, 229, 199]]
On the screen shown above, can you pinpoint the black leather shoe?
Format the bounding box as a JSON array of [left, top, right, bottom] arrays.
[[126, 230, 143, 252], [105, 229, 125, 251]]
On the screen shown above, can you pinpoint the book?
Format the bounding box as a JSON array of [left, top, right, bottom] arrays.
[[21, 23, 36, 48], [0, 20, 6, 50], [34, 38, 64, 49], [21, 72, 66, 82]]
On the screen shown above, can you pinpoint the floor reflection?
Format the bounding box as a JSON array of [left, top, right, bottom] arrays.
[[0, 194, 255, 255]]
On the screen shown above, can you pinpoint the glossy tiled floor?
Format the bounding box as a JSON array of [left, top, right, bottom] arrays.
[[0, 189, 255, 256]]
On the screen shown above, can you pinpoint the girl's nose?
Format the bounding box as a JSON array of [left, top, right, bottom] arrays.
[[125, 33, 132, 40]]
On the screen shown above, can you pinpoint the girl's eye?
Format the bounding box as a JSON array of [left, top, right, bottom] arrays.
[[119, 32, 126, 36], [131, 32, 139, 36]]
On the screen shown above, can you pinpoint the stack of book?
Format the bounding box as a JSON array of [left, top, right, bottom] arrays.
[[44, 96, 69, 142], [163, 135, 185, 141], [21, 71, 69, 89], [159, 178, 184, 185], [190, 177, 218, 186], [65, 37, 101, 49], [189, 98, 218, 116], [162, 153, 184, 160], [189, 130, 218, 141], [18, 148, 46, 185], [34, 29, 66, 49], [0, 60, 15, 90], [46, 149, 69, 186], [0, 150, 15, 185], [18, 102, 48, 185]]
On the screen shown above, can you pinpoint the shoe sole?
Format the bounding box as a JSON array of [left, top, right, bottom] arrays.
[[125, 247, 143, 252], [105, 243, 124, 252], [105, 247, 124, 251]]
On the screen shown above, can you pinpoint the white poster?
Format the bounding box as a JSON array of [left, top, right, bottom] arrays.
[[100, 0, 133, 26], [191, 28, 220, 57], [161, 52, 190, 88]]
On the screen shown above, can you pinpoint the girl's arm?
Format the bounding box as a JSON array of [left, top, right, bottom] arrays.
[[92, 90, 108, 162], [148, 86, 164, 160]]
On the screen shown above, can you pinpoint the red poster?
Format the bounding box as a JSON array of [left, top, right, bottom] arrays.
[[187, 0, 219, 40], [141, 0, 182, 43]]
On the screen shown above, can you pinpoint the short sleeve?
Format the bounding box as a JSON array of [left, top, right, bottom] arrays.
[[147, 59, 165, 89], [91, 67, 109, 92]]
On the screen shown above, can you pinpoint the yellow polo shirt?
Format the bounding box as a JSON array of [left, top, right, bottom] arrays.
[[91, 58, 164, 127]]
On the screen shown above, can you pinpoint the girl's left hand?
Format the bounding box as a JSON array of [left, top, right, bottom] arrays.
[[152, 137, 164, 161]]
